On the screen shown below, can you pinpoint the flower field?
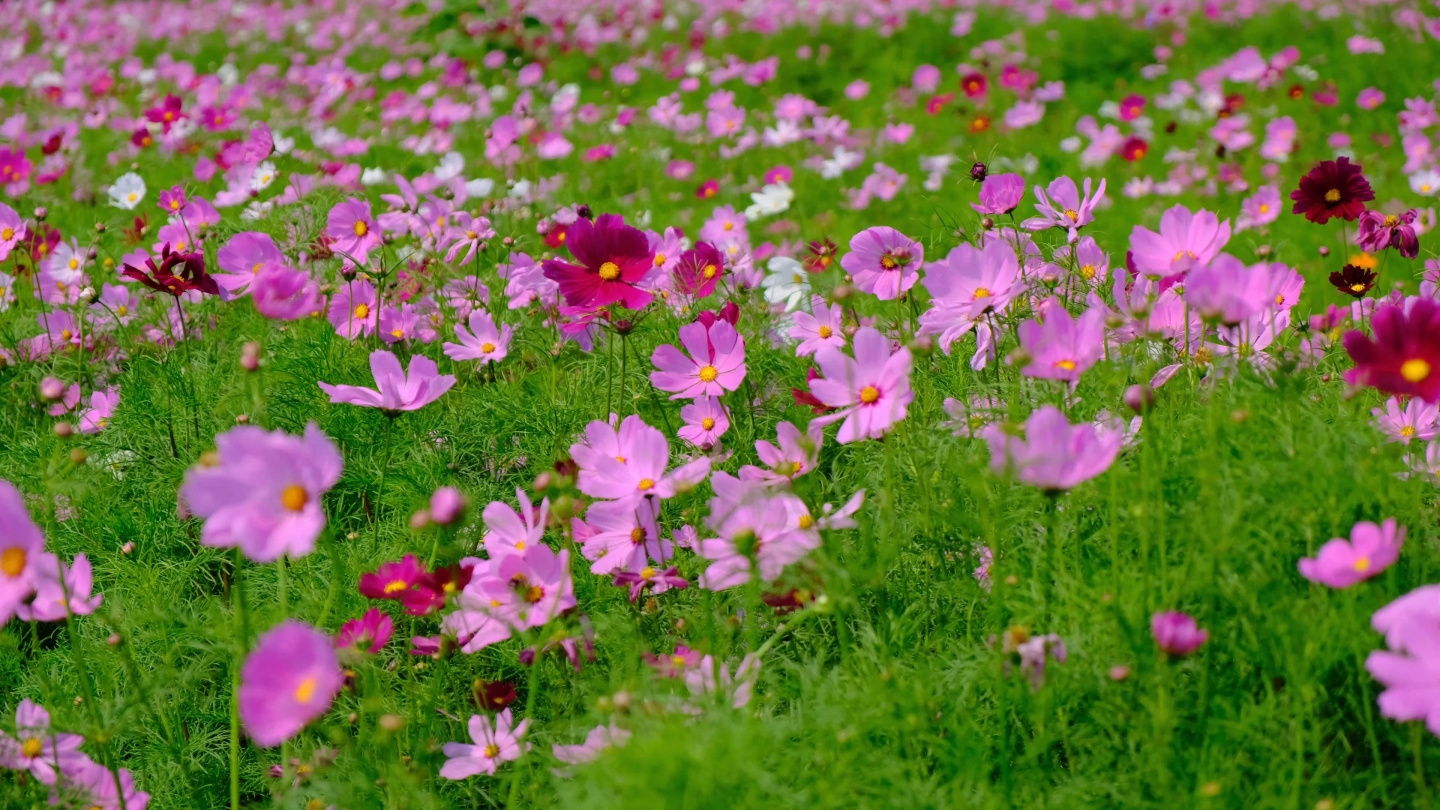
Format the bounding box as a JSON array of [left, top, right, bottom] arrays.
[[4, 0, 1440, 807]]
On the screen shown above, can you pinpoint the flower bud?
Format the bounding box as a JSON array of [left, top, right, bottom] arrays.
[[969, 161, 988, 182], [1123, 384, 1155, 414], [409, 510, 431, 530], [429, 486, 467, 525], [40, 376, 65, 401], [240, 341, 261, 372], [70, 448, 88, 465], [980, 217, 995, 230], [34, 206, 47, 221], [1317, 246, 1330, 257], [54, 422, 73, 438]]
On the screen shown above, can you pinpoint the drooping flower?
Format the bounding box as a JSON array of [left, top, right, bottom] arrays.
[[971, 173, 1026, 215], [649, 318, 747, 400], [122, 244, 218, 298], [1343, 299, 1440, 402], [440, 710, 530, 778], [443, 310, 512, 366], [1023, 176, 1106, 242], [541, 214, 655, 311], [1184, 254, 1272, 324], [179, 423, 343, 562], [1290, 156, 1374, 224], [1017, 304, 1106, 382], [1299, 518, 1405, 589], [808, 326, 913, 444], [1356, 209, 1420, 259], [1128, 205, 1232, 278], [839, 227, 923, 300], [1373, 397, 1440, 444], [1152, 611, 1208, 657], [318, 350, 456, 412], [982, 406, 1122, 492], [239, 620, 344, 747]]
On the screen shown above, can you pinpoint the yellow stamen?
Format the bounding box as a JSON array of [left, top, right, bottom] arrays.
[[1, 548, 25, 577], [598, 261, 621, 280], [481, 342, 496, 353], [281, 485, 308, 511], [701, 417, 715, 429], [383, 579, 409, 594], [637, 478, 655, 491], [1353, 556, 1371, 572], [353, 220, 369, 237], [1054, 359, 1077, 371], [354, 303, 370, 319], [698, 365, 718, 382], [294, 677, 317, 703], [817, 325, 833, 339], [1324, 189, 1341, 203], [1402, 358, 1431, 383], [859, 385, 880, 403], [21, 738, 42, 758]]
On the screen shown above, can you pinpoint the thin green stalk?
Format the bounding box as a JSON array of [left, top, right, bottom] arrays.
[[507, 637, 544, 808], [231, 548, 248, 810], [373, 414, 399, 548], [56, 573, 128, 810]]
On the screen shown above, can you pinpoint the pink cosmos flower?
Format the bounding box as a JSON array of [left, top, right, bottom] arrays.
[[740, 421, 823, 485], [158, 186, 187, 214], [982, 406, 1122, 492], [1365, 585, 1440, 735], [0, 700, 87, 784], [481, 490, 549, 559], [553, 723, 630, 765], [443, 310, 512, 366], [1151, 611, 1208, 657], [1022, 176, 1106, 242], [334, 608, 394, 654], [1374, 397, 1440, 444], [572, 415, 712, 504], [1018, 304, 1106, 382], [650, 318, 747, 400], [541, 214, 655, 311], [0, 480, 43, 624], [441, 710, 530, 778], [685, 653, 760, 708], [1128, 205, 1232, 278], [1356, 209, 1420, 259], [325, 199, 380, 267], [179, 423, 343, 562], [15, 553, 101, 621], [578, 498, 671, 574], [789, 295, 846, 357], [326, 279, 378, 339], [613, 565, 689, 601], [1299, 518, 1405, 589], [919, 240, 1024, 354], [1236, 186, 1282, 232], [239, 621, 343, 747], [78, 388, 119, 434], [678, 396, 730, 448], [477, 544, 576, 631], [844, 80, 870, 100], [1184, 253, 1271, 324], [430, 487, 467, 525], [1357, 87, 1386, 111], [809, 326, 914, 444], [214, 231, 285, 295], [839, 227, 923, 301], [253, 266, 323, 321], [971, 173, 1027, 215], [358, 555, 426, 601], [318, 350, 455, 412], [0, 203, 23, 261], [442, 212, 495, 266], [697, 484, 817, 589], [71, 761, 151, 810]]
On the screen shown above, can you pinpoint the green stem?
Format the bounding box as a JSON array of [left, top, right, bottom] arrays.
[[231, 548, 248, 810], [507, 638, 544, 807], [373, 415, 399, 549], [57, 573, 128, 810]]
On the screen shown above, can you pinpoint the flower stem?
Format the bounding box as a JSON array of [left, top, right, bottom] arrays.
[[373, 414, 398, 549], [507, 637, 544, 808], [231, 547, 248, 810]]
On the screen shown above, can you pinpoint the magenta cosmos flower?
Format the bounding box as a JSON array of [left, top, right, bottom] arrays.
[[358, 554, 425, 600], [839, 227, 923, 300], [319, 350, 455, 412], [553, 723, 630, 765], [971, 173, 1026, 215], [326, 198, 380, 266], [78, 388, 119, 434], [1017, 304, 1106, 382], [982, 406, 1122, 492], [1023, 176, 1106, 242], [1299, 518, 1405, 589], [481, 488, 548, 559], [0, 700, 88, 784], [678, 396, 729, 448], [253, 266, 324, 321], [541, 213, 655, 311], [477, 544, 577, 630], [326, 279, 378, 339], [239, 620, 343, 747], [443, 310, 512, 366], [1184, 254, 1271, 325], [213, 231, 285, 295], [572, 415, 712, 505], [649, 318, 747, 400], [181, 424, 342, 562], [334, 608, 394, 655], [1, 480, 46, 624], [809, 326, 914, 444], [1356, 209, 1420, 259], [1128, 205, 1232, 278], [1343, 298, 1440, 403], [1152, 611, 1208, 657], [440, 710, 530, 778], [919, 240, 1025, 353]]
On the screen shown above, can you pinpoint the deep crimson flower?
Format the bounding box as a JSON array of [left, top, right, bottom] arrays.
[[121, 244, 219, 297], [400, 562, 474, 616], [1119, 137, 1149, 162], [24, 224, 59, 263], [1343, 298, 1440, 402], [696, 179, 720, 199], [804, 237, 837, 273], [540, 213, 654, 311], [672, 241, 726, 298], [792, 367, 837, 414], [131, 128, 155, 149], [959, 72, 987, 98], [543, 222, 569, 251], [1290, 156, 1374, 224], [472, 680, 517, 711], [1329, 264, 1377, 298]]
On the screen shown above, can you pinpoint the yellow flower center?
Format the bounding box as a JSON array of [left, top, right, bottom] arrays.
[[1385, 215, 1399, 227], [702, 264, 718, 279], [294, 676, 317, 704], [1324, 189, 1341, 203], [1402, 358, 1431, 383], [484, 744, 500, 758], [1, 547, 24, 576], [698, 365, 718, 382], [466, 230, 477, 240], [1080, 264, 1096, 279], [117, 305, 129, 316], [281, 484, 308, 511], [1274, 294, 1284, 305], [1063, 208, 1079, 222], [671, 654, 688, 666], [1402, 425, 1417, 438], [354, 304, 370, 319], [629, 528, 646, 543], [973, 287, 991, 299], [1054, 359, 1077, 371], [598, 261, 621, 280], [68, 258, 79, 270], [1258, 203, 1270, 213], [0, 228, 11, 240], [859, 385, 880, 403], [640, 566, 656, 578], [798, 514, 814, 529], [21, 738, 42, 758], [1353, 556, 1371, 572], [880, 254, 898, 270], [353, 220, 369, 237], [723, 222, 734, 231], [61, 329, 73, 341], [383, 579, 408, 594], [701, 417, 715, 429], [817, 325, 832, 339], [654, 253, 666, 266], [637, 478, 655, 491], [481, 342, 496, 353]]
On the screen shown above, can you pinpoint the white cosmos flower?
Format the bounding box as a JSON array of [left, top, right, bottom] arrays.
[[1410, 169, 1440, 197], [760, 256, 810, 312], [435, 152, 465, 182], [465, 177, 495, 198], [272, 131, 295, 154], [249, 161, 278, 191], [744, 181, 794, 220], [360, 167, 387, 186], [108, 172, 146, 210]]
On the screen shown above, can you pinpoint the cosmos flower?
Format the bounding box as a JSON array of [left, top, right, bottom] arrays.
[[334, 608, 394, 655], [440, 710, 530, 778], [1329, 264, 1378, 298], [318, 350, 456, 412], [1152, 611, 1208, 657], [0, 700, 88, 784], [1290, 157, 1374, 224], [1372, 397, 1439, 444], [1343, 299, 1440, 402], [77, 388, 119, 434], [678, 396, 730, 448], [1128, 205, 1232, 278], [552, 723, 630, 766], [359, 555, 426, 601], [1184, 254, 1272, 324], [1299, 518, 1404, 589], [1355, 209, 1420, 259], [239, 621, 344, 747], [15, 553, 102, 621], [839, 226, 923, 301], [808, 326, 914, 444], [541, 214, 655, 311], [108, 172, 147, 210], [1023, 176, 1106, 242], [789, 295, 846, 357], [1016, 304, 1106, 382], [971, 173, 1026, 215], [982, 406, 1122, 492], [649, 318, 747, 400], [443, 310, 512, 366], [1, 481, 45, 624], [325, 199, 380, 266]]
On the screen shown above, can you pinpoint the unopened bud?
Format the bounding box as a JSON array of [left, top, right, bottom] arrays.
[[969, 161, 988, 182], [1123, 384, 1155, 414], [1317, 246, 1330, 257], [70, 448, 88, 465], [533, 472, 553, 491], [54, 422, 73, 438], [980, 216, 995, 230], [429, 487, 467, 525], [121, 541, 135, 554], [830, 284, 853, 301], [240, 341, 261, 371], [1254, 244, 1272, 258], [107, 633, 122, 646], [1108, 665, 1130, 681], [612, 691, 633, 713], [378, 714, 406, 732], [409, 510, 431, 530], [95, 222, 107, 233], [502, 236, 515, 247], [34, 206, 47, 221], [40, 377, 65, 401]]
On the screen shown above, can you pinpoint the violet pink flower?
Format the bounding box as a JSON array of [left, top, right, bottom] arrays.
[[1356, 209, 1420, 259], [789, 295, 846, 357], [0, 480, 44, 624], [326, 279, 378, 339], [179, 423, 343, 562], [318, 350, 456, 412], [839, 227, 923, 300], [1128, 205, 1232, 278], [16, 553, 102, 621], [1373, 397, 1439, 444], [1236, 186, 1281, 232], [649, 318, 747, 400], [358, 555, 425, 601], [481, 490, 549, 559], [578, 498, 671, 574], [971, 173, 1026, 215], [1151, 611, 1208, 657], [1299, 518, 1405, 589], [1017, 303, 1106, 382], [982, 406, 1122, 492], [685, 653, 760, 708], [552, 723, 630, 765], [0, 700, 87, 784], [1023, 176, 1106, 242], [214, 231, 285, 295], [573, 415, 712, 504], [808, 326, 913, 444], [919, 240, 1024, 353], [678, 396, 730, 448], [612, 565, 689, 601], [740, 421, 824, 485], [443, 310, 512, 366], [441, 710, 530, 778], [477, 544, 576, 630], [326, 198, 380, 267], [334, 608, 394, 654], [1367, 585, 1440, 735], [252, 266, 323, 321], [78, 388, 119, 434], [239, 620, 344, 747], [697, 478, 819, 588], [1184, 253, 1271, 324]]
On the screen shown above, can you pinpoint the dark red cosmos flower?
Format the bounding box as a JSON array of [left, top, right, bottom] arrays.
[[959, 72, 987, 98], [131, 128, 154, 149], [400, 562, 474, 616], [472, 679, 517, 711], [1291, 156, 1374, 224], [24, 224, 60, 264], [793, 367, 837, 414], [1329, 264, 1377, 298], [672, 241, 726, 298], [543, 221, 569, 251], [1343, 298, 1440, 402], [540, 213, 655, 311], [804, 237, 837, 273], [696, 179, 720, 199], [121, 244, 219, 297], [1120, 136, 1149, 162]]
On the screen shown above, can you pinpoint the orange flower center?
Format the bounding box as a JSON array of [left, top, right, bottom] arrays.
[[1324, 189, 1341, 203], [1, 547, 24, 577], [281, 485, 308, 511], [598, 261, 621, 280], [701, 417, 715, 429], [817, 325, 832, 339], [354, 304, 370, 319], [698, 365, 718, 382], [1402, 358, 1431, 383], [859, 385, 880, 403], [353, 220, 369, 237]]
